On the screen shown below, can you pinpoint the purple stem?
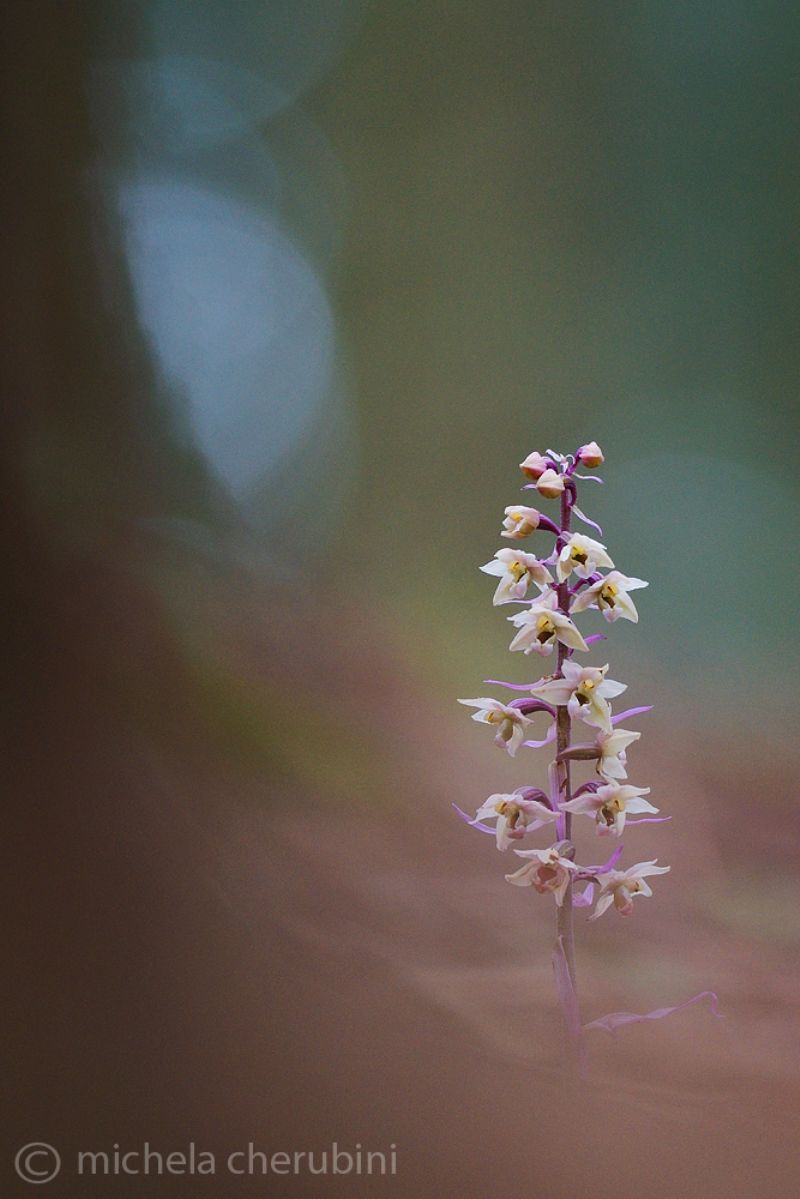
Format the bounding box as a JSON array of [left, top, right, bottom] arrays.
[[553, 479, 583, 1071]]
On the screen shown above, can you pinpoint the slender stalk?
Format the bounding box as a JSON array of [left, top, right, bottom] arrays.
[[554, 483, 583, 1066]]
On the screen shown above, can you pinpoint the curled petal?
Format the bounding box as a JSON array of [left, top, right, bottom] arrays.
[[578, 844, 625, 877], [451, 803, 495, 835], [571, 504, 604, 536], [584, 634, 607, 646], [626, 815, 672, 826], [611, 705, 653, 724], [483, 678, 538, 692], [584, 991, 723, 1034]]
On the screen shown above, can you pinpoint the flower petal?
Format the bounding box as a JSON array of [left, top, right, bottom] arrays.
[[583, 991, 723, 1034]]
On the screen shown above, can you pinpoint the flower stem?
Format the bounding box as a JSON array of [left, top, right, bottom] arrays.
[[555, 485, 584, 1069]]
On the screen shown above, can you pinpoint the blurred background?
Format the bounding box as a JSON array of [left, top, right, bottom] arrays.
[[5, 1, 800, 1195]]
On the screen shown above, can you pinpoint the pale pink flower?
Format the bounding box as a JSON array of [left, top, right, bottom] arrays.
[[556, 533, 614, 582], [505, 845, 578, 905], [560, 781, 658, 837], [577, 441, 604, 468], [508, 595, 589, 657], [457, 697, 531, 756], [519, 451, 551, 480], [570, 570, 648, 623], [594, 727, 641, 780], [474, 789, 558, 851], [501, 505, 542, 540], [479, 548, 553, 605], [590, 860, 670, 919], [535, 468, 565, 499], [528, 661, 626, 733]]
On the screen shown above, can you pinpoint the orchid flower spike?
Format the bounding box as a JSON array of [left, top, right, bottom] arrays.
[[529, 661, 626, 733], [576, 441, 604, 468], [505, 845, 578, 905], [519, 450, 551, 480], [560, 782, 658, 837], [556, 533, 614, 582], [501, 505, 543, 540], [590, 860, 670, 919], [508, 595, 589, 657], [571, 570, 648, 623], [479, 548, 553, 605], [474, 789, 559, 851], [457, 697, 531, 756], [452, 439, 704, 1062], [594, 727, 641, 780]]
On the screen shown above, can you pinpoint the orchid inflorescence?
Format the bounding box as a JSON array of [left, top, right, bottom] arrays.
[[456, 442, 719, 1066]]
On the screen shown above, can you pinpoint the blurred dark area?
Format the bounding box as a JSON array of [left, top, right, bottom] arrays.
[[3, 1, 800, 1196]]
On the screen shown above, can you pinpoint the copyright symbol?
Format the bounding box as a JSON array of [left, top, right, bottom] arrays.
[[14, 1143, 61, 1185]]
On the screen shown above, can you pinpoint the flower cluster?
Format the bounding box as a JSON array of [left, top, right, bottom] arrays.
[[454, 442, 722, 1063], [458, 441, 668, 922]]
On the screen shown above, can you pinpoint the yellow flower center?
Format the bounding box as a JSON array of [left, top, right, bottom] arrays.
[[536, 615, 556, 644], [599, 797, 622, 825], [571, 546, 588, 565], [494, 801, 521, 828], [599, 582, 618, 607]]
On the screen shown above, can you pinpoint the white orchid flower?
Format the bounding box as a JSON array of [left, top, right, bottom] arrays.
[[505, 845, 578, 905], [457, 697, 531, 756], [594, 727, 641, 780], [528, 661, 626, 733], [560, 782, 657, 837], [501, 505, 543, 540], [474, 789, 558, 851], [590, 860, 670, 919], [479, 548, 553, 605], [508, 596, 589, 657], [556, 533, 614, 582], [570, 570, 648, 623]]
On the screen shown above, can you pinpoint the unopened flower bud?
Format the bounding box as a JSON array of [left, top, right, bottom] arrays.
[[519, 451, 551, 480], [501, 505, 541, 539], [577, 441, 604, 468], [535, 468, 565, 498]]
